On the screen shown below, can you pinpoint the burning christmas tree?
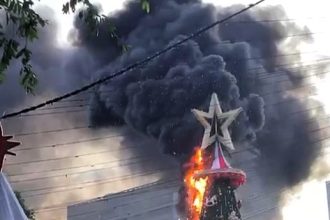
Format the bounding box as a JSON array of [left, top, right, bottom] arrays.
[[183, 93, 246, 220]]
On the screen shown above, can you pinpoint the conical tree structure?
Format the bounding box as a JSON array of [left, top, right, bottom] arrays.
[[191, 93, 246, 220], [198, 142, 243, 220]]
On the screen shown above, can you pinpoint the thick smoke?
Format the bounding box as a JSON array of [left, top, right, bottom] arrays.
[[0, 0, 326, 219], [0, 7, 124, 220], [71, 0, 323, 187], [75, 0, 266, 154], [0, 7, 94, 115]]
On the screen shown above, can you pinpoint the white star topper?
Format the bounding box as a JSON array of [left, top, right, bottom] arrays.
[[192, 93, 242, 151]]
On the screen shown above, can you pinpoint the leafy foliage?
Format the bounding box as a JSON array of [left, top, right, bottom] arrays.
[[0, 0, 46, 93], [141, 0, 150, 13], [14, 191, 36, 220], [62, 0, 150, 52], [0, 0, 150, 93]]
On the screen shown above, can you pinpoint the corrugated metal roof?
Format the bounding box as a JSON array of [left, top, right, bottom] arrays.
[[68, 151, 282, 220]]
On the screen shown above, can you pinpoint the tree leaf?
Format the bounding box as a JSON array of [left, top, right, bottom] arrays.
[[27, 28, 38, 41], [8, 1, 15, 11], [15, 47, 25, 58], [62, 2, 70, 14], [0, 72, 5, 83], [141, 0, 150, 13], [69, 0, 77, 12], [20, 66, 38, 94]]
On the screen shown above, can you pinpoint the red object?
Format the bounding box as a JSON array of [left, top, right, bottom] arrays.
[[194, 142, 246, 189], [0, 123, 20, 171], [194, 167, 246, 189]]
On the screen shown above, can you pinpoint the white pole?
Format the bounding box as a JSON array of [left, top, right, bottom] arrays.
[[326, 181, 330, 220]]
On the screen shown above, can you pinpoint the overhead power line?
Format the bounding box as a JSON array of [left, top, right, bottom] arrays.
[[20, 57, 329, 112], [34, 144, 315, 215], [15, 125, 94, 137], [19, 153, 262, 198], [21, 146, 330, 201], [11, 133, 125, 152], [33, 178, 180, 214], [2, 50, 327, 116], [43, 57, 330, 107], [8, 145, 256, 181], [8, 76, 328, 118], [35, 67, 330, 112], [1, 61, 330, 117], [7, 117, 330, 175], [21, 166, 177, 198], [0, 0, 266, 120], [14, 102, 329, 140], [10, 134, 328, 214], [8, 101, 328, 154], [12, 101, 330, 140], [33, 174, 277, 216], [9, 156, 160, 183], [8, 154, 165, 177], [39, 52, 330, 106]]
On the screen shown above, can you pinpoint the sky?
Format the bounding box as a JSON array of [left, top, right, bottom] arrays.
[[29, 0, 330, 219]]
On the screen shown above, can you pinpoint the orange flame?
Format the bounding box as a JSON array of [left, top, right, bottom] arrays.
[[184, 148, 209, 220]]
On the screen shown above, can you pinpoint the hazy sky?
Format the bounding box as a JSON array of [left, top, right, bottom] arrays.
[[35, 0, 330, 57]]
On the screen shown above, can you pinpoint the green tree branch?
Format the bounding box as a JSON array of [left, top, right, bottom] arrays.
[[0, 0, 46, 93], [15, 191, 35, 220], [0, 0, 150, 93]]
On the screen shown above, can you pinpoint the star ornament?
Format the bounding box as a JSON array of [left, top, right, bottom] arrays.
[[0, 123, 20, 171], [192, 93, 242, 151]]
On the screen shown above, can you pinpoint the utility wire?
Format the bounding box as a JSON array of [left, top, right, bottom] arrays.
[[6, 96, 330, 159], [7, 154, 168, 177], [8, 124, 330, 183], [33, 175, 275, 215], [9, 102, 328, 154], [5, 109, 329, 181], [22, 66, 330, 113], [9, 156, 161, 183], [6, 148, 125, 166], [21, 166, 177, 198], [7, 129, 257, 165], [0, 0, 267, 120], [33, 150, 301, 215], [5, 5, 330, 215], [23, 148, 320, 210], [13, 133, 124, 152], [38, 57, 330, 107], [5, 71, 330, 118], [22, 131, 329, 214], [8, 145, 256, 181], [9, 76, 328, 118], [19, 152, 263, 198], [6, 52, 327, 114], [3, 8, 330, 218], [15, 125, 94, 137], [33, 178, 180, 213], [35, 173, 281, 217], [29, 61, 328, 112], [5, 92, 322, 135]]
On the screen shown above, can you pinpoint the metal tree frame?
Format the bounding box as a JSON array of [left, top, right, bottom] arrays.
[[192, 93, 246, 220]]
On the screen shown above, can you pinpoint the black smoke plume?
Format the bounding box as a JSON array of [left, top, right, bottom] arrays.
[[71, 0, 323, 187], [0, 1, 326, 219]]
